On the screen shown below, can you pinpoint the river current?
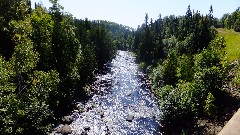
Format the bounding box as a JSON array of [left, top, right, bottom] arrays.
[[54, 50, 161, 135]]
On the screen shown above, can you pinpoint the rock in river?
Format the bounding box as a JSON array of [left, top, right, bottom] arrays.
[[126, 114, 134, 122], [83, 126, 90, 131], [98, 109, 104, 117], [126, 91, 132, 96], [62, 116, 74, 124], [61, 124, 72, 135], [55, 124, 63, 133]]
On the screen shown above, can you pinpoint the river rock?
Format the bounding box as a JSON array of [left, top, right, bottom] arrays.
[[107, 126, 114, 133], [61, 124, 72, 135], [126, 114, 134, 122], [55, 124, 63, 133], [73, 109, 79, 113], [81, 130, 88, 135], [83, 125, 90, 131], [76, 102, 84, 112], [126, 91, 132, 96], [98, 109, 104, 117], [62, 116, 74, 124]]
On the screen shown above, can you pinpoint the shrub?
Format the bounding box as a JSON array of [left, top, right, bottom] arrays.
[[233, 64, 240, 88], [156, 80, 210, 131]]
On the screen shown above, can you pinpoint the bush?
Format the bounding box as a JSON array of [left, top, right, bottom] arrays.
[[156, 81, 208, 130], [233, 64, 240, 87], [193, 37, 226, 99], [204, 92, 215, 116], [152, 37, 227, 132], [176, 54, 193, 82]]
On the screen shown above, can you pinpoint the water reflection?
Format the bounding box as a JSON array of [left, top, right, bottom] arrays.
[[55, 50, 161, 135]]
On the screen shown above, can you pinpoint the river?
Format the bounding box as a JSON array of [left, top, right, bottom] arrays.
[[53, 50, 161, 135]]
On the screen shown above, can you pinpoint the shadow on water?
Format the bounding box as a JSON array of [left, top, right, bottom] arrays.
[[52, 50, 162, 135]]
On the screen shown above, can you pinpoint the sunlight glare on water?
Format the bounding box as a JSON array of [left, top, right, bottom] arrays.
[[53, 50, 162, 135]]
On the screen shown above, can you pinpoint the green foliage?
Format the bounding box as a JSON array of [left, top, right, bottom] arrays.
[[219, 8, 240, 32], [93, 26, 116, 67], [233, 64, 240, 87], [162, 36, 178, 56], [193, 37, 226, 97], [30, 7, 54, 71], [75, 44, 97, 90], [176, 54, 193, 82], [0, 0, 31, 22], [161, 50, 178, 85], [11, 42, 39, 74], [151, 35, 226, 131], [9, 18, 39, 74], [0, 0, 32, 59], [156, 81, 206, 128], [0, 1, 233, 134], [0, 16, 60, 134], [150, 64, 164, 87], [134, 6, 216, 68], [73, 19, 119, 95], [204, 92, 215, 116], [97, 20, 134, 51], [139, 62, 148, 70], [0, 1, 119, 134]]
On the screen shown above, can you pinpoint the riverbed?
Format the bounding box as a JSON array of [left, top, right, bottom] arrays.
[[53, 50, 161, 135]]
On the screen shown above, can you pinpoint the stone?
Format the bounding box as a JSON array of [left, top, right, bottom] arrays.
[[83, 126, 90, 131], [61, 124, 72, 135], [126, 91, 132, 96], [71, 112, 79, 120], [81, 130, 88, 135], [62, 116, 74, 124], [126, 114, 134, 122], [76, 103, 84, 111], [73, 109, 79, 113], [98, 109, 104, 117], [55, 124, 63, 133]]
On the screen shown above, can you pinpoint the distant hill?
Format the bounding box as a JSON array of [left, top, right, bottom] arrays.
[[217, 28, 240, 62]]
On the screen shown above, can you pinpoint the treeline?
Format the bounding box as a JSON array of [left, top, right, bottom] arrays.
[[216, 7, 240, 31], [133, 5, 227, 133], [97, 21, 134, 50], [0, 0, 132, 134]]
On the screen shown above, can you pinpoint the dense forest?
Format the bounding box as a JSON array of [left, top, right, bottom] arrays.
[[0, 0, 240, 134], [0, 0, 132, 134], [132, 5, 225, 133], [132, 5, 240, 134]]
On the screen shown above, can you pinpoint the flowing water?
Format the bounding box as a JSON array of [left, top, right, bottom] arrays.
[[54, 50, 161, 135]]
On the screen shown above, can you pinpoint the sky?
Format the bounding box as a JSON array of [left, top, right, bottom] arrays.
[[31, 0, 240, 29]]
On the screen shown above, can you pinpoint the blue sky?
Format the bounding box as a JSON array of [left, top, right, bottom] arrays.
[[31, 0, 240, 28]]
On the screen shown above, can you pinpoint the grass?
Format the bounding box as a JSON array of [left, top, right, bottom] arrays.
[[217, 28, 240, 62]]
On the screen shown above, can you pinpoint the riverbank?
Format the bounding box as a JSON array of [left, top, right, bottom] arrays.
[[197, 59, 240, 134]]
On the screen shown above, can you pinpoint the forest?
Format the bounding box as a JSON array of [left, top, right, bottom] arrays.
[[0, 0, 240, 134]]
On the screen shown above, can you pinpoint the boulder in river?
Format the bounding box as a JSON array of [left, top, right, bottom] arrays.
[[83, 125, 90, 131], [98, 109, 104, 117], [81, 130, 88, 135], [73, 109, 79, 113], [61, 124, 72, 135], [126, 91, 132, 96], [62, 116, 74, 124], [55, 124, 63, 133], [76, 102, 85, 112], [126, 114, 134, 122]]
